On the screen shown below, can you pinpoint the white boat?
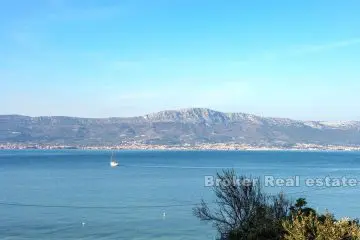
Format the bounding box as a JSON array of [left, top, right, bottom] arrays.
[[110, 152, 119, 167], [110, 161, 119, 167]]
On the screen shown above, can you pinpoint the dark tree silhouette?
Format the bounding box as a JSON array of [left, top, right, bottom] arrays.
[[193, 169, 291, 240]]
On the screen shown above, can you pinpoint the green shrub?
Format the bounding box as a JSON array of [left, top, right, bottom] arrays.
[[194, 169, 360, 240], [283, 211, 360, 240]]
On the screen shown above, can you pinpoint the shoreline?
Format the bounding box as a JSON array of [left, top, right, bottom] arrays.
[[1, 143, 360, 152]]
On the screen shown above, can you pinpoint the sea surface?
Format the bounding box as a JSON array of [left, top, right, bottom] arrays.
[[1, 150, 360, 239]]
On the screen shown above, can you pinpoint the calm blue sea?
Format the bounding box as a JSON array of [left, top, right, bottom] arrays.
[[1, 150, 360, 239]]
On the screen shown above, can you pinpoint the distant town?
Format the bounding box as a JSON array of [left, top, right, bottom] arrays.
[[1, 143, 360, 151], [3, 109, 360, 149]]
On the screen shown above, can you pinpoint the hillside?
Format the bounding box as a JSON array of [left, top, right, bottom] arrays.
[[1, 108, 360, 146]]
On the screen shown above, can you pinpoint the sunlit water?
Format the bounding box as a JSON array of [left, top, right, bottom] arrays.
[[1, 150, 360, 239]]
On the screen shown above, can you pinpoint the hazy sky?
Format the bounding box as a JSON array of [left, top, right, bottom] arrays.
[[1, 0, 360, 120]]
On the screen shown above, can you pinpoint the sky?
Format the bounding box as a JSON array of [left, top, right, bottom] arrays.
[[1, 0, 360, 121]]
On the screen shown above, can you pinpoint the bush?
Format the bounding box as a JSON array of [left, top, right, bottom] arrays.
[[283, 211, 360, 240], [193, 169, 291, 240], [194, 169, 360, 240]]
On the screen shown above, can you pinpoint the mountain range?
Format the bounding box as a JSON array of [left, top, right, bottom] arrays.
[[1, 108, 360, 146]]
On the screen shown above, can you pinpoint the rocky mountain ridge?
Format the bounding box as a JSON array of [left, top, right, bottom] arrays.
[[1, 108, 360, 146]]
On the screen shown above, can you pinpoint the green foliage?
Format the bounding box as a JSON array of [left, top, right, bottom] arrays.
[[283, 211, 360, 240], [194, 169, 360, 240], [289, 198, 317, 218]]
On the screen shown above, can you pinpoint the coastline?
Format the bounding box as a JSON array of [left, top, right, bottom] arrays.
[[1, 143, 360, 152]]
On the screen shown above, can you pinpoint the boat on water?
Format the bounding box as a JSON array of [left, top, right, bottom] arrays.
[[110, 161, 119, 167], [110, 152, 119, 167]]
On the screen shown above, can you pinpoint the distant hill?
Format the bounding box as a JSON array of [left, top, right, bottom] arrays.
[[1, 108, 360, 146]]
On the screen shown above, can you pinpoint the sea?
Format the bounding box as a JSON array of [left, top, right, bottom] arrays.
[[1, 150, 360, 239]]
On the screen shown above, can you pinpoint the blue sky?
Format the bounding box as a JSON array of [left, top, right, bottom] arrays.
[[1, 0, 360, 120]]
